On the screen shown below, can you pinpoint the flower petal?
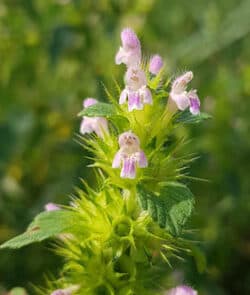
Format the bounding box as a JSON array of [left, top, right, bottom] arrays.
[[166, 285, 197, 295], [121, 158, 136, 179], [172, 71, 193, 94], [115, 47, 126, 65], [80, 118, 94, 134], [45, 203, 60, 211], [121, 28, 140, 50], [140, 87, 153, 105], [128, 91, 143, 111], [83, 98, 98, 108], [170, 92, 190, 111], [112, 151, 122, 168], [188, 90, 200, 115], [119, 89, 128, 105]]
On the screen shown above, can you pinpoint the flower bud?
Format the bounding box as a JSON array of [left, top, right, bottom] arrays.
[[121, 28, 140, 50], [149, 54, 163, 75]]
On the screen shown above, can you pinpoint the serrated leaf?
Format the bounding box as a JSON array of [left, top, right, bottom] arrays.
[[174, 110, 212, 124], [78, 103, 117, 117], [0, 210, 80, 249], [137, 182, 195, 236]]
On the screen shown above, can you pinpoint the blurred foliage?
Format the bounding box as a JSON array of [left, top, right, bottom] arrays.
[[0, 0, 250, 294]]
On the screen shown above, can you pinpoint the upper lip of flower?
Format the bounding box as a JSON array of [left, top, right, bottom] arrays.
[[131, 76, 139, 82], [125, 138, 134, 145]]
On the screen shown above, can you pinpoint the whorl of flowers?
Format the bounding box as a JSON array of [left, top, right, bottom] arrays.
[[1, 28, 208, 295]]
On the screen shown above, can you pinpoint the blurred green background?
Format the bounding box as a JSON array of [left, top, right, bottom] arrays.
[[0, 0, 250, 294]]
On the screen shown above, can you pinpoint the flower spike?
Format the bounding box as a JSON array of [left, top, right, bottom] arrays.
[[112, 131, 147, 179], [1, 26, 209, 295], [80, 98, 109, 138]]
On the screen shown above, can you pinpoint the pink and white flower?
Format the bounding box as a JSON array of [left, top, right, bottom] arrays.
[[170, 71, 201, 115], [120, 67, 152, 111], [51, 290, 69, 295], [149, 54, 164, 75], [51, 285, 79, 295], [112, 131, 147, 179], [45, 202, 60, 211], [166, 285, 198, 295], [80, 98, 108, 138], [115, 28, 141, 67]]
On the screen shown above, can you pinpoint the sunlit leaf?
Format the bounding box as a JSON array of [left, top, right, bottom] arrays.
[[174, 110, 212, 124], [78, 103, 117, 118], [137, 182, 195, 236], [0, 210, 81, 249]]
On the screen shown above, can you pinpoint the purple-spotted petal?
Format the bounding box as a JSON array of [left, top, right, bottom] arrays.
[[121, 158, 136, 179], [140, 87, 153, 105], [188, 90, 200, 115], [167, 285, 197, 295], [128, 91, 143, 111]]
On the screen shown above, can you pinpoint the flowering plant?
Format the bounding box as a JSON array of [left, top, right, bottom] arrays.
[[1, 28, 210, 295]]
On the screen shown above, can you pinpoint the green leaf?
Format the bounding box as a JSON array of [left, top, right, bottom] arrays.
[[137, 182, 195, 236], [8, 288, 27, 295], [0, 210, 80, 249], [109, 115, 130, 132], [78, 103, 117, 117], [174, 110, 212, 124]]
